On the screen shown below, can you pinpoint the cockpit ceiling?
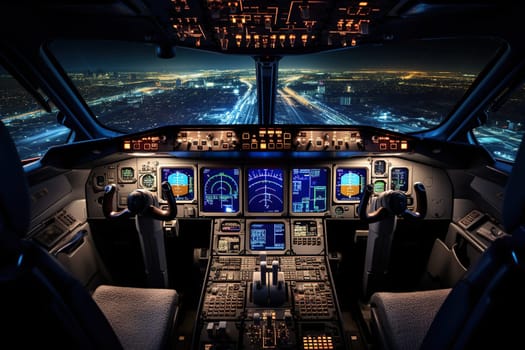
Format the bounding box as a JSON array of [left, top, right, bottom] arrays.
[[1, 0, 516, 55], [169, 0, 388, 53]]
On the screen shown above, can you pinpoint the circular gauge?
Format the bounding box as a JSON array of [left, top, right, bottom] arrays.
[[140, 173, 156, 189]]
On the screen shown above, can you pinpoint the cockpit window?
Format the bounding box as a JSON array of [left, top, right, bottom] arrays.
[[50, 40, 258, 132], [277, 38, 503, 131], [49, 38, 503, 134], [473, 83, 525, 163], [0, 66, 69, 161]]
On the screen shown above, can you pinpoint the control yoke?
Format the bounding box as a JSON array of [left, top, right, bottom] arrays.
[[358, 182, 427, 223], [359, 182, 427, 299], [103, 181, 177, 221], [102, 181, 177, 288]]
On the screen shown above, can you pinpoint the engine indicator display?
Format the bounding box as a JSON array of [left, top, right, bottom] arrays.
[[249, 222, 286, 251]]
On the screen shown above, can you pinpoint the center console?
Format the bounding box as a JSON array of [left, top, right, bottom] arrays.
[[193, 218, 346, 349]]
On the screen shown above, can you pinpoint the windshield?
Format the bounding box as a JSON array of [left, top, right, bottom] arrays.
[[0, 67, 69, 160], [50, 41, 257, 132], [49, 38, 501, 133], [0, 37, 507, 161], [277, 39, 501, 131]]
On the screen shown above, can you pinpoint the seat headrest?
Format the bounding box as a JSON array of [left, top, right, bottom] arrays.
[[502, 132, 525, 234], [0, 120, 31, 237]]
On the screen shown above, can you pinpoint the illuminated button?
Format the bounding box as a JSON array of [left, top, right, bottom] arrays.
[[123, 142, 131, 150], [260, 143, 267, 150], [226, 132, 233, 137], [401, 141, 408, 150]]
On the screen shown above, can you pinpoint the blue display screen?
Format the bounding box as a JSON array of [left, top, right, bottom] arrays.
[[291, 168, 328, 213], [391, 167, 409, 192], [201, 167, 240, 213], [160, 167, 195, 201], [247, 168, 284, 213], [334, 167, 367, 201], [249, 222, 286, 251]]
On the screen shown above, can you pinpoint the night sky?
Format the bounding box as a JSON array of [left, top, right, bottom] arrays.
[[50, 37, 502, 74]]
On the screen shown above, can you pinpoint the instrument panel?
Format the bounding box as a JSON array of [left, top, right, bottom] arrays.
[[121, 126, 412, 153], [87, 156, 452, 221]]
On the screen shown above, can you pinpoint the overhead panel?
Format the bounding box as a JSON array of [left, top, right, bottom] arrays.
[[167, 0, 388, 53]]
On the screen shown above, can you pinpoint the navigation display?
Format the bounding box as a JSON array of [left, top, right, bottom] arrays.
[[201, 167, 240, 214], [246, 168, 284, 213], [391, 167, 409, 192], [249, 221, 286, 251], [291, 168, 328, 213], [160, 167, 195, 201], [334, 167, 367, 202]]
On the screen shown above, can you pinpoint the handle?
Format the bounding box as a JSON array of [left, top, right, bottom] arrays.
[[53, 230, 87, 257]]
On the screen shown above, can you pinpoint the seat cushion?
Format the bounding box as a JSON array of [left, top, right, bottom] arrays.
[[92, 285, 179, 350], [370, 288, 451, 350]]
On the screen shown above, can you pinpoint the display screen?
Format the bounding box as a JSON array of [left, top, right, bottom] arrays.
[[374, 180, 386, 194], [247, 168, 284, 213], [292, 220, 318, 237], [334, 167, 367, 201], [249, 222, 286, 251], [391, 167, 409, 192], [120, 167, 135, 181], [160, 167, 195, 201], [373, 160, 387, 176], [291, 168, 328, 213], [201, 167, 240, 213]]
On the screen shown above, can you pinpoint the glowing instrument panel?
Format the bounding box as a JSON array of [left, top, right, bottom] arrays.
[[121, 127, 413, 153]]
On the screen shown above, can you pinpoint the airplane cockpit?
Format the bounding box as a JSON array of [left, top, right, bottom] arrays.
[[1, 1, 525, 349]]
